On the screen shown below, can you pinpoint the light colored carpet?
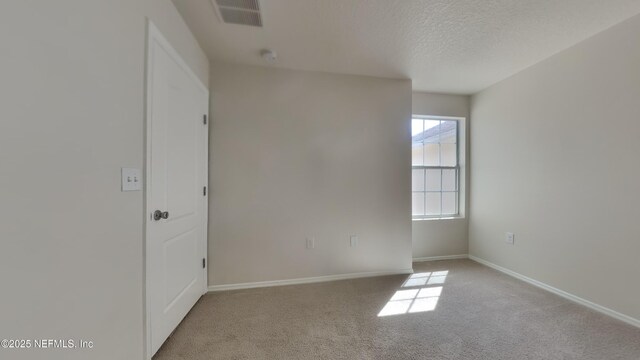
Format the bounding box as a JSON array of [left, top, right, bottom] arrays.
[[153, 260, 640, 359]]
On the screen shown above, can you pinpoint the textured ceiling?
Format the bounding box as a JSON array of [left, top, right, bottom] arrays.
[[172, 0, 640, 94]]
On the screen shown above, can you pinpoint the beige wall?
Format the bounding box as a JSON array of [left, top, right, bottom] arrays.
[[0, 1, 208, 359], [208, 62, 412, 286], [412, 92, 470, 258], [470, 14, 640, 321]]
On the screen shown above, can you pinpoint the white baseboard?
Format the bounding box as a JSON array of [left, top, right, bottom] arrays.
[[468, 255, 640, 329], [208, 268, 414, 292], [413, 254, 468, 262]]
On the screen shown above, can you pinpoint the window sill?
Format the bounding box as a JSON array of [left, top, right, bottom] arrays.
[[412, 216, 465, 222]]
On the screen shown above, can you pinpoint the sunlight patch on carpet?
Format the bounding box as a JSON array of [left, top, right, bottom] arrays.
[[378, 271, 447, 317]]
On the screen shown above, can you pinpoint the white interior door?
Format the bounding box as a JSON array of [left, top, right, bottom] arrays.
[[146, 22, 209, 357]]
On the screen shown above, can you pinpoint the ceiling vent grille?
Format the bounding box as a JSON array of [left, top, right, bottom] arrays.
[[214, 0, 262, 27]]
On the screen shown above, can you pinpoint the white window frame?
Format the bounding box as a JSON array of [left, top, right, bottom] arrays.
[[412, 115, 461, 220]]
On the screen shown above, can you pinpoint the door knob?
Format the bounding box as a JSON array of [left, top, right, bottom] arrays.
[[153, 210, 169, 221]]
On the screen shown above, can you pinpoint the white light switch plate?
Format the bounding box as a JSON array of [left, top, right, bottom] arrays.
[[505, 232, 515, 245], [350, 235, 358, 247], [121, 168, 142, 191], [306, 237, 315, 249]]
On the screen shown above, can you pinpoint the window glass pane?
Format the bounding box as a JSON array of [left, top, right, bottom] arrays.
[[442, 169, 457, 191], [422, 120, 441, 143], [439, 121, 457, 143], [425, 169, 441, 192], [411, 117, 461, 218], [441, 143, 457, 166], [424, 143, 440, 166], [442, 192, 457, 215], [412, 193, 425, 216], [412, 169, 425, 192], [426, 193, 441, 215], [412, 144, 424, 166], [411, 119, 424, 137]]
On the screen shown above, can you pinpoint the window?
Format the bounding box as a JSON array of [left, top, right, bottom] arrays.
[[412, 116, 459, 218]]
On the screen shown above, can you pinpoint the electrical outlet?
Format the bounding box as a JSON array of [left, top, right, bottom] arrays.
[[306, 237, 315, 249], [505, 232, 515, 245], [350, 235, 358, 247]]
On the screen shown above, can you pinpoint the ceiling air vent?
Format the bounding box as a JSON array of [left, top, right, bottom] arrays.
[[214, 0, 262, 27]]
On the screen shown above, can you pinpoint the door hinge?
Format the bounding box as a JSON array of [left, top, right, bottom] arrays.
[[203, 186, 207, 196], [203, 114, 207, 125], [202, 258, 206, 269]]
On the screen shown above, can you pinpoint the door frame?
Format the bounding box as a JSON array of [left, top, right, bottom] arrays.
[[143, 20, 209, 360]]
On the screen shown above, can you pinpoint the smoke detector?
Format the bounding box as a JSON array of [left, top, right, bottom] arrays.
[[260, 49, 277, 63], [212, 0, 263, 27]]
